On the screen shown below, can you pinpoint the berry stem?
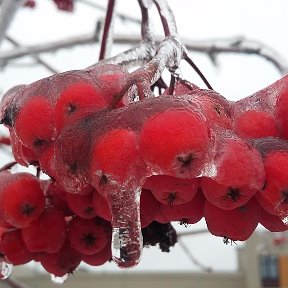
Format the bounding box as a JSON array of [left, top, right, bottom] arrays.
[[153, 0, 178, 37], [98, 0, 116, 61]]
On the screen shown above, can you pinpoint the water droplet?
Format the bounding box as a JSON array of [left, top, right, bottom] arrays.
[[51, 274, 68, 284], [110, 188, 143, 269], [0, 261, 13, 280]]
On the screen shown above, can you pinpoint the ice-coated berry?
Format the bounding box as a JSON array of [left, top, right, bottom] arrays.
[[144, 175, 198, 205], [0, 173, 45, 228], [140, 109, 210, 178], [14, 96, 54, 151], [68, 217, 109, 255], [204, 198, 260, 241]]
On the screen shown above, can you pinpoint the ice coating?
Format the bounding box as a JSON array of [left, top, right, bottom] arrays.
[[232, 74, 288, 117], [51, 273, 68, 284], [0, 260, 12, 280], [110, 188, 143, 268]]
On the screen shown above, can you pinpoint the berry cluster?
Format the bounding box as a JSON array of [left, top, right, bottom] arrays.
[[0, 64, 288, 273], [23, 0, 74, 11]]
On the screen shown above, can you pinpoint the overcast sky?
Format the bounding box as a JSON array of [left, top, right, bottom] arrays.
[[1, 0, 288, 274]]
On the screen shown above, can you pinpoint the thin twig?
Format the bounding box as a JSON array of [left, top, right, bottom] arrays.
[[89, 0, 155, 69], [5, 279, 32, 288], [153, 0, 177, 37], [184, 55, 213, 90], [0, 161, 17, 172], [0, 136, 10, 145], [98, 0, 116, 61], [178, 238, 213, 272], [6, 36, 59, 74]]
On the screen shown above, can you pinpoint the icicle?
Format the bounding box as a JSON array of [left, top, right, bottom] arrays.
[[110, 187, 143, 268], [0, 260, 13, 280], [50, 273, 68, 284]]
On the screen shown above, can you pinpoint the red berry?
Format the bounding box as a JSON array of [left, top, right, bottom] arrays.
[[201, 177, 257, 210], [213, 138, 265, 190], [14, 96, 54, 151], [234, 110, 279, 138], [39, 242, 81, 277], [88, 64, 130, 107], [0, 173, 45, 228], [90, 128, 143, 189], [66, 191, 96, 219], [140, 109, 210, 178], [92, 190, 111, 221], [256, 151, 288, 217], [0, 229, 33, 265], [45, 181, 72, 216], [140, 189, 159, 228], [156, 189, 205, 224], [22, 208, 67, 253], [144, 175, 198, 205], [204, 198, 260, 241], [81, 241, 112, 266], [276, 90, 288, 139], [55, 81, 107, 132], [260, 208, 288, 232], [68, 217, 109, 255]]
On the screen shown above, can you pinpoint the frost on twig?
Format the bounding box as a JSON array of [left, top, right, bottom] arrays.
[[94, 0, 156, 69]]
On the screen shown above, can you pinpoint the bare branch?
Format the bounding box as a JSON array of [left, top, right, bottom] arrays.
[[153, 0, 178, 37], [178, 238, 213, 272], [4, 279, 32, 288], [0, 32, 99, 64], [98, 0, 116, 60], [5, 36, 59, 74], [90, 0, 155, 69], [0, 0, 24, 47], [1, 33, 287, 76]]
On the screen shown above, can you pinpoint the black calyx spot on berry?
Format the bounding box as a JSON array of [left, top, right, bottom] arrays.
[[67, 103, 77, 115], [281, 190, 288, 204], [84, 206, 94, 215], [99, 174, 109, 186], [177, 153, 196, 170], [179, 218, 189, 227], [33, 138, 46, 149], [81, 233, 96, 247], [227, 187, 240, 202], [69, 162, 78, 174], [1, 105, 18, 127], [166, 192, 177, 206], [21, 203, 35, 216], [223, 236, 237, 246]]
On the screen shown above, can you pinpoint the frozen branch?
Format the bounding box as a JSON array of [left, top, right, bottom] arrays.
[[4, 278, 31, 288], [153, 0, 177, 37], [1, 35, 287, 75], [0, 0, 24, 47], [90, 0, 155, 69], [0, 31, 100, 64]]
